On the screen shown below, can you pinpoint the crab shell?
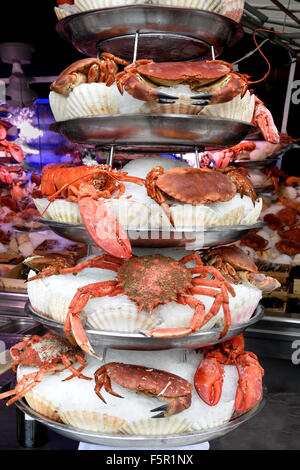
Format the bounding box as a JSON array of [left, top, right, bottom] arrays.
[[155, 167, 237, 204], [50, 58, 104, 96], [132, 60, 233, 88], [204, 245, 258, 273], [11, 335, 78, 368]]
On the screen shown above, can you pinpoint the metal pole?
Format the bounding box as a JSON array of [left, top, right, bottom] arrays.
[[210, 45, 215, 60], [281, 56, 297, 135], [133, 31, 140, 62], [194, 145, 200, 168], [106, 145, 115, 168]]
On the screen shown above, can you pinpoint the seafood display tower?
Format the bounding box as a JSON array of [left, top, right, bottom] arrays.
[[12, 1, 272, 447]]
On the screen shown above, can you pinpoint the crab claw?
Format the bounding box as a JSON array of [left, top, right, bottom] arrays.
[[150, 395, 192, 418], [194, 356, 224, 406], [8, 143, 24, 163], [78, 192, 132, 259]]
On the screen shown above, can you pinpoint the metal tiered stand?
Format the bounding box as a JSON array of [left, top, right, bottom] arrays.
[[20, 4, 268, 447]]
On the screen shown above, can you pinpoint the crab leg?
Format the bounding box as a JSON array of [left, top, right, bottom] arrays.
[[116, 72, 178, 103], [65, 281, 120, 356], [190, 74, 246, 106], [60, 254, 121, 276], [143, 296, 206, 338], [61, 354, 91, 381], [0, 369, 48, 406]]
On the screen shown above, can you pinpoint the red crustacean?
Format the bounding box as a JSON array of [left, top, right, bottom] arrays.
[[145, 166, 257, 226], [0, 125, 24, 163], [275, 239, 300, 256], [194, 334, 264, 412], [201, 141, 256, 169], [202, 244, 280, 292], [27, 252, 236, 357], [94, 362, 193, 418], [50, 55, 129, 95], [0, 165, 24, 186], [116, 59, 248, 105], [0, 333, 91, 406], [239, 229, 269, 252], [36, 164, 145, 259]]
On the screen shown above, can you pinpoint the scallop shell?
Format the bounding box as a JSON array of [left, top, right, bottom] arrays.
[[170, 204, 220, 228], [66, 83, 120, 119], [240, 198, 262, 225], [34, 199, 82, 224], [200, 90, 255, 123], [192, 400, 235, 430], [49, 91, 68, 122], [214, 205, 244, 226], [25, 390, 63, 423], [47, 297, 72, 324], [139, 102, 202, 116], [75, 0, 143, 11], [54, 7, 73, 21], [60, 410, 126, 433], [120, 417, 193, 435], [86, 304, 161, 332], [150, 0, 222, 11]]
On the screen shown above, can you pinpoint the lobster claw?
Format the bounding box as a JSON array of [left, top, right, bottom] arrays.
[[194, 356, 224, 406], [234, 353, 264, 412], [78, 196, 132, 259]]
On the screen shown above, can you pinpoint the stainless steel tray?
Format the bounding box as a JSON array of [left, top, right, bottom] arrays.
[[25, 301, 265, 351], [39, 218, 265, 250], [233, 156, 281, 169], [49, 115, 255, 150], [15, 392, 266, 447], [56, 6, 243, 60]]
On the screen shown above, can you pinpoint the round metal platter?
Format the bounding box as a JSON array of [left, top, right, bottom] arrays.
[[15, 392, 266, 447], [56, 6, 243, 60], [25, 301, 265, 352], [232, 156, 281, 169], [38, 218, 264, 250], [49, 115, 255, 151]]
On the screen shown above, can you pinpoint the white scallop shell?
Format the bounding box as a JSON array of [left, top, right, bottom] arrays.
[[66, 83, 120, 119], [200, 90, 255, 123], [86, 302, 161, 332], [60, 410, 126, 433], [150, 0, 223, 11], [120, 417, 193, 435], [75, 0, 144, 11], [49, 91, 68, 122]]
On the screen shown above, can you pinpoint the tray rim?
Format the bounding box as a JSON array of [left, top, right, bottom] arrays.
[[56, 4, 244, 58], [25, 300, 265, 345], [15, 391, 266, 447], [39, 218, 265, 234]]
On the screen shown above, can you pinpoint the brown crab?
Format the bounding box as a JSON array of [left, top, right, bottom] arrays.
[[202, 245, 280, 292], [115, 59, 248, 105], [145, 166, 257, 226], [94, 362, 193, 418], [50, 54, 129, 96]]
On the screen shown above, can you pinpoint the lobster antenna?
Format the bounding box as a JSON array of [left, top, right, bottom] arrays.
[[247, 28, 284, 85]]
